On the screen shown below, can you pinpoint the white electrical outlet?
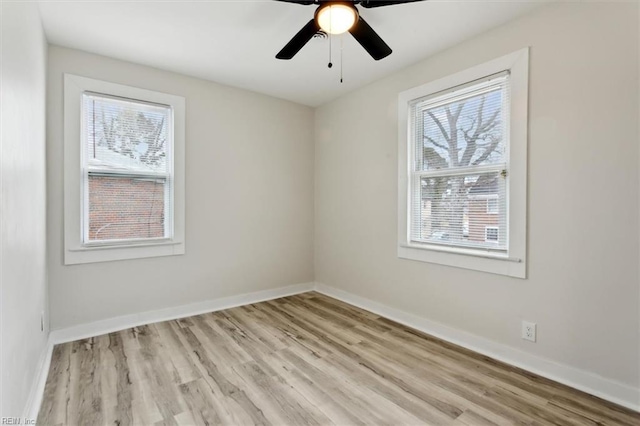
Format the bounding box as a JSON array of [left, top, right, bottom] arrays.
[[522, 321, 536, 342]]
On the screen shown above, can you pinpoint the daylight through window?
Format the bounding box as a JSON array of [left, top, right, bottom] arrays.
[[82, 94, 173, 244], [409, 72, 509, 252]]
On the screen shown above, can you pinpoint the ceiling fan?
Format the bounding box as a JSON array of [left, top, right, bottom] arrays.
[[275, 0, 424, 61]]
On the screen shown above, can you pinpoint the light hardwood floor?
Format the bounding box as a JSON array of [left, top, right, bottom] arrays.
[[38, 292, 640, 425]]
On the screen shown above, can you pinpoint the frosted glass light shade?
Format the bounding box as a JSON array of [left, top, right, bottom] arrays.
[[316, 4, 357, 35]]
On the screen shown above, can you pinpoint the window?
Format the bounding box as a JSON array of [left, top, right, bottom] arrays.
[[485, 226, 499, 243], [410, 73, 508, 251], [83, 94, 172, 244], [398, 49, 528, 278], [64, 75, 185, 264]]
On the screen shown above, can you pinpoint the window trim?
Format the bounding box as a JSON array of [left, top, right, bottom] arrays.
[[64, 74, 186, 265], [397, 49, 528, 278]]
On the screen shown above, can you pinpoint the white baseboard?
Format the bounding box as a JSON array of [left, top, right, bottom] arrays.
[[314, 282, 640, 412], [22, 335, 54, 422], [50, 282, 314, 344]]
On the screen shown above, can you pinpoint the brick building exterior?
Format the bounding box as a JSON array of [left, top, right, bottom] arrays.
[[467, 176, 500, 244], [467, 196, 499, 243], [88, 175, 165, 241]]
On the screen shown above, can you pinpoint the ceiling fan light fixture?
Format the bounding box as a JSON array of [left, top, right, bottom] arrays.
[[316, 3, 358, 35]]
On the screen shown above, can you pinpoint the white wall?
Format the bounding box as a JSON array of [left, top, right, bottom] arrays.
[[0, 2, 49, 418], [47, 46, 314, 329], [315, 1, 639, 392]]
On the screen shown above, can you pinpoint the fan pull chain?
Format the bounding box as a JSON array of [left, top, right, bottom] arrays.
[[328, 33, 332, 68], [340, 34, 344, 83], [327, 7, 333, 69]]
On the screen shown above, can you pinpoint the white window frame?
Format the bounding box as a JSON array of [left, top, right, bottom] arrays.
[[64, 74, 186, 264], [397, 48, 528, 278]]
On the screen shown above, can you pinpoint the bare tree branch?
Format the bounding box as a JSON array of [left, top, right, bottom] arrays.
[[427, 111, 450, 142], [478, 109, 500, 134], [459, 97, 502, 166], [445, 104, 464, 166], [424, 135, 448, 151], [472, 138, 501, 165]]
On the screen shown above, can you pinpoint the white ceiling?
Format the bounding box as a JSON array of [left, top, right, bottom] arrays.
[[37, 0, 545, 107]]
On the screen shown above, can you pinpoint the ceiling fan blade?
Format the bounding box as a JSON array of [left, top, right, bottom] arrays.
[[348, 16, 392, 60], [360, 0, 424, 8], [273, 0, 316, 5], [276, 19, 320, 59]]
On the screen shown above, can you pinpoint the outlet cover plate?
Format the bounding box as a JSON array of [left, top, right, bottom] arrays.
[[522, 321, 536, 342]]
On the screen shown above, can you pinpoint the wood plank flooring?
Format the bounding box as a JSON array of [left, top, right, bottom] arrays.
[[37, 292, 640, 425]]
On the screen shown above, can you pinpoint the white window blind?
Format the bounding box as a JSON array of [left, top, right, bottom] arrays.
[[82, 93, 173, 244], [409, 72, 509, 252]]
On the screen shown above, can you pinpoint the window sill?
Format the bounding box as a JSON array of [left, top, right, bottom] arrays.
[[398, 244, 525, 278], [65, 240, 185, 265], [75, 238, 177, 251]]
